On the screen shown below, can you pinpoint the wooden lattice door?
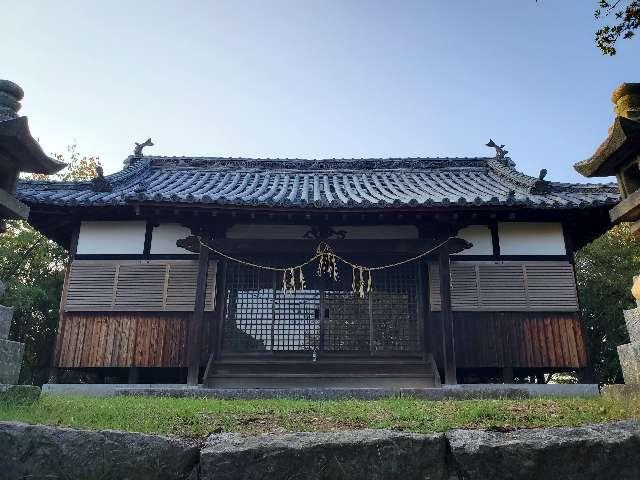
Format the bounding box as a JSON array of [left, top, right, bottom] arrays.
[[221, 255, 421, 355]]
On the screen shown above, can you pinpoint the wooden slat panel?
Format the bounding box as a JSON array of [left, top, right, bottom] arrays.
[[564, 316, 580, 367], [54, 313, 191, 368], [453, 312, 587, 369], [574, 318, 588, 367]]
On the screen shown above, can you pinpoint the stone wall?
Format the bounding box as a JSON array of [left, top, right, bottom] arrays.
[[1, 421, 639, 479], [619, 307, 640, 384], [0, 300, 24, 385]]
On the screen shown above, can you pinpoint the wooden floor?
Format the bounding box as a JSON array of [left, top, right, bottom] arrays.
[[203, 354, 441, 389]]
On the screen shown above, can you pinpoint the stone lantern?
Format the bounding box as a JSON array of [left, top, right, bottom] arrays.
[[0, 80, 65, 386], [575, 83, 640, 232], [575, 83, 640, 394]]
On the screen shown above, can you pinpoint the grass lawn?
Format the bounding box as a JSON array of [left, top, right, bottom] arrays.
[[0, 394, 639, 438]]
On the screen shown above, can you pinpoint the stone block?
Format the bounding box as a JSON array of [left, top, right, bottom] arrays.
[[601, 384, 640, 400], [447, 421, 640, 480], [0, 421, 200, 480], [0, 385, 40, 405], [0, 339, 24, 384], [618, 342, 640, 384], [624, 308, 640, 343], [199, 429, 448, 480], [0, 305, 12, 339]]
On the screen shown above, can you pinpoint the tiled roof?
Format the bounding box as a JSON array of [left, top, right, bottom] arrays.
[[16, 156, 619, 210]]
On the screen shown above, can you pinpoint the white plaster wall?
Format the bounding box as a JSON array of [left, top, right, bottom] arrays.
[[456, 225, 493, 255], [76, 221, 146, 255], [150, 223, 192, 254], [226, 224, 418, 240], [498, 222, 566, 255]]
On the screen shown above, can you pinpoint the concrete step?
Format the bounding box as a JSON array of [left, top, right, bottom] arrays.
[[203, 373, 437, 389]]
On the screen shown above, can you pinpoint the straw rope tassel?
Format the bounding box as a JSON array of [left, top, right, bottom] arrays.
[[196, 236, 453, 297], [352, 266, 357, 294], [299, 267, 306, 290]]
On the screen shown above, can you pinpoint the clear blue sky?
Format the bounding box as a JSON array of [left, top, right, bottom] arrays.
[[3, 1, 638, 182]]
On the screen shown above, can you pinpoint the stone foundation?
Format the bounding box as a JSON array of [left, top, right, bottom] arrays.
[[1, 421, 640, 479]]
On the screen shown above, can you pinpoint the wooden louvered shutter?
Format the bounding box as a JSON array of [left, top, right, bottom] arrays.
[[429, 262, 441, 311], [65, 261, 117, 311], [429, 263, 480, 311], [524, 262, 578, 311], [429, 261, 578, 312], [477, 264, 527, 310], [451, 263, 479, 310], [164, 262, 198, 310], [164, 261, 217, 311], [204, 262, 217, 311], [64, 259, 217, 312], [114, 263, 166, 310]]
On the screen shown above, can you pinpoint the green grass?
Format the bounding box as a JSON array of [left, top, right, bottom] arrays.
[[0, 394, 638, 438]]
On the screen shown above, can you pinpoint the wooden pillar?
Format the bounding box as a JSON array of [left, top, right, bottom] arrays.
[[438, 247, 457, 385], [187, 246, 210, 385], [214, 260, 228, 360], [51, 223, 80, 384], [417, 259, 430, 361]]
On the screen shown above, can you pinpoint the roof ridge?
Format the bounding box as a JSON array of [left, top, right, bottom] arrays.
[[141, 155, 495, 161]]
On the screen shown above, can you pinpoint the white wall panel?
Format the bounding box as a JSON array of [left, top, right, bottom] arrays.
[[456, 225, 493, 255], [151, 223, 192, 254], [498, 222, 566, 255], [76, 221, 146, 255]]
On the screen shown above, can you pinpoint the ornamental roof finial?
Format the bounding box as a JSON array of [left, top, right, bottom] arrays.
[[133, 138, 154, 156], [485, 139, 509, 160]]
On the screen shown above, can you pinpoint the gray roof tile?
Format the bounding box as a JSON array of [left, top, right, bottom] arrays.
[[16, 156, 619, 210]]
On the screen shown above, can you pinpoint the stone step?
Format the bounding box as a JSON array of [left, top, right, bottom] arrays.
[[204, 373, 437, 389]]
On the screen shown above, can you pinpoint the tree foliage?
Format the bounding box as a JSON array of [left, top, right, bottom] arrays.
[[594, 0, 640, 55], [1, 145, 100, 384], [575, 223, 640, 383]]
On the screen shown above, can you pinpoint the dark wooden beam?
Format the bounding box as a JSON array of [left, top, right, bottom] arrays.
[[438, 247, 457, 385], [177, 237, 472, 256], [187, 246, 210, 385], [490, 221, 500, 258], [142, 220, 154, 257]]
